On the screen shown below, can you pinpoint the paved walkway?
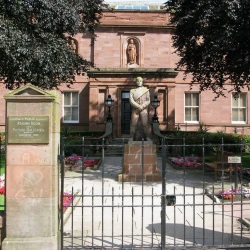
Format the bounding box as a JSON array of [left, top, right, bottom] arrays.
[[62, 157, 250, 249]]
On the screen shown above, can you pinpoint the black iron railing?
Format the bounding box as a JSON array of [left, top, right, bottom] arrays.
[[59, 138, 250, 249]]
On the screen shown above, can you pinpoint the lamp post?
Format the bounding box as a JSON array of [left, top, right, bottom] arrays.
[[151, 95, 160, 123], [105, 94, 114, 122]]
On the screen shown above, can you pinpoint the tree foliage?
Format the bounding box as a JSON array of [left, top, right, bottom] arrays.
[[165, 0, 250, 97], [0, 0, 108, 89]]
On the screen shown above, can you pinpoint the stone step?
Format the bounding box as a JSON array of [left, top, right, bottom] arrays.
[[90, 138, 162, 157], [105, 138, 129, 156]]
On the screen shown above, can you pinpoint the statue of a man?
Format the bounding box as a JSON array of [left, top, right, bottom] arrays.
[[129, 77, 150, 141]]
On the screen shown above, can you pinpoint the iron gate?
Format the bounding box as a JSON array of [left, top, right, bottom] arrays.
[[60, 138, 250, 249]]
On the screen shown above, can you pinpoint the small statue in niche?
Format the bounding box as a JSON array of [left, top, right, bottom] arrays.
[[67, 37, 77, 53], [127, 38, 137, 65]]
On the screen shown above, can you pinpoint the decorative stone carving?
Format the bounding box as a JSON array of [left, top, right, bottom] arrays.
[[67, 37, 77, 53], [127, 38, 138, 67]]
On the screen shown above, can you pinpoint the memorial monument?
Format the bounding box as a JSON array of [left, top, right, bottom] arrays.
[[129, 76, 150, 141], [118, 77, 161, 182], [3, 84, 60, 249]]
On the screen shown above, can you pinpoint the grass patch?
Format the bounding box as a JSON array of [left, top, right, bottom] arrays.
[[241, 153, 250, 168], [0, 151, 5, 175], [0, 195, 4, 211]]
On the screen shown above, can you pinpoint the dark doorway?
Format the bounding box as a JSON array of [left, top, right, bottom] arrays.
[[121, 91, 132, 134]]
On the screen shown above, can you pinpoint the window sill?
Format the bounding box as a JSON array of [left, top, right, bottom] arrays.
[[232, 122, 247, 125], [63, 121, 79, 124]]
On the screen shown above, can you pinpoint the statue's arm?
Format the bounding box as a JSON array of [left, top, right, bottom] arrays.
[[141, 90, 150, 110], [129, 90, 141, 110]]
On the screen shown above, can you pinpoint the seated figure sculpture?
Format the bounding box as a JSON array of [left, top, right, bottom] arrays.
[[129, 77, 150, 141]]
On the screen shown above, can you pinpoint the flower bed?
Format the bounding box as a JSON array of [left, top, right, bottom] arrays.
[[65, 155, 101, 171], [218, 185, 250, 200], [83, 159, 100, 167], [219, 188, 237, 200], [169, 155, 202, 168]]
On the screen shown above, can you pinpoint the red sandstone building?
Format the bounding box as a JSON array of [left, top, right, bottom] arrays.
[[0, 3, 250, 136]]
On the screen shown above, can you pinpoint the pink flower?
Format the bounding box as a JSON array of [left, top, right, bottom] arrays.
[[170, 156, 201, 168], [65, 155, 99, 168], [63, 192, 73, 208]]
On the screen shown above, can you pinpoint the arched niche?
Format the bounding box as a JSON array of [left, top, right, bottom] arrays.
[[67, 37, 78, 54], [123, 37, 141, 68]]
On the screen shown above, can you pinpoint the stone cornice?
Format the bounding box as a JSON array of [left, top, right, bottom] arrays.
[[99, 10, 173, 29], [99, 24, 173, 29], [87, 68, 178, 78]]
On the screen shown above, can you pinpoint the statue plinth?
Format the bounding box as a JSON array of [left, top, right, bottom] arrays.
[[118, 141, 162, 182]]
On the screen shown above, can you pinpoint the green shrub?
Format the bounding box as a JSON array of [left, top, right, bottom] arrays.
[[60, 128, 105, 156], [61, 126, 104, 139], [64, 137, 83, 156], [162, 130, 250, 156], [0, 149, 5, 175], [63, 137, 102, 157]]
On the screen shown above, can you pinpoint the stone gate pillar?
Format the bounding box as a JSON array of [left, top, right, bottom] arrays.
[[3, 84, 60, 250]]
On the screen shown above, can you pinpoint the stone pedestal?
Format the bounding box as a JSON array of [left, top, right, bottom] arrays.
[[118, 141, 162, 182], [3, 84, 60, 250]]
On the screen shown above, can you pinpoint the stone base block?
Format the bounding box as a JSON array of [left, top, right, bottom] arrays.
[[2, 236, 58, 250], [120, 142, 161, 182], [118, 173, 162, 182]]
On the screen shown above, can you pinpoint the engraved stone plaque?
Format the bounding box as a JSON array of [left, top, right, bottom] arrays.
[[8, 116, 49, 144]]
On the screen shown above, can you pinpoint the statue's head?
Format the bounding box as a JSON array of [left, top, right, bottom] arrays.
[[135, 77, 143, 87]]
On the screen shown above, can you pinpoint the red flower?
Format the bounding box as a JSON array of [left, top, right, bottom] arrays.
[[0, 186, 5, 195], [84, 159, 99, 167]]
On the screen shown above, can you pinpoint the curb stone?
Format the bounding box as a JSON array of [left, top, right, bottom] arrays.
[[205, 188, 221, 203], [239, 218, 250, 229]]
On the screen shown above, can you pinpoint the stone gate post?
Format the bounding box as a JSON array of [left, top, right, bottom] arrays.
[[2, 84, 60, 249]]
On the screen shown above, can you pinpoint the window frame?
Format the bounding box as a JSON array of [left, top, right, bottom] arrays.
[[184, 92, 200, 123], [62, 91, 79, 123], [231, 93, 247, 124]]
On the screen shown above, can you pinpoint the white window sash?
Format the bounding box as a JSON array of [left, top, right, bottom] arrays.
[[63, 92, 79, 123], [232, 93, 247, 123], [185, 93, 199, 123]]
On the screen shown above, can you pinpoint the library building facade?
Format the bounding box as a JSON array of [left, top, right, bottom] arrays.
[[0, 5, 249, 136]]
